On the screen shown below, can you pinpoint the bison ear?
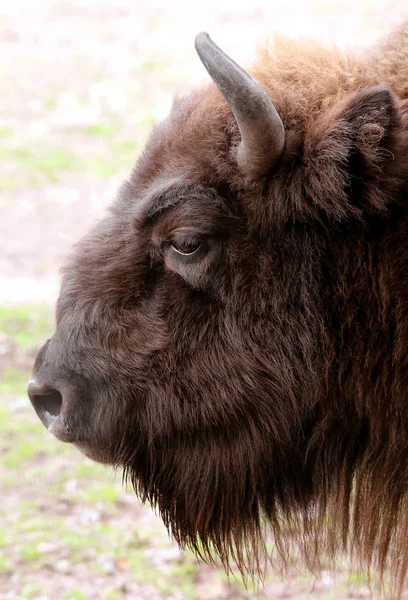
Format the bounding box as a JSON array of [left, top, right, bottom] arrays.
[[303, 86, 403, 217]]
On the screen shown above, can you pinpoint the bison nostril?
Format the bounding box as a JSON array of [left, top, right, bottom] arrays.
[[33, 389, 62, 417], [28, 382, 63, 429]]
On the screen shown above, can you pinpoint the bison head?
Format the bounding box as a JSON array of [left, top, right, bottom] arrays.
[[28, 32, 408, 585]]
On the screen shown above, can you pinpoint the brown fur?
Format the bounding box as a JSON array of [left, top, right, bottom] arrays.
[[30, 23, 408, 596]]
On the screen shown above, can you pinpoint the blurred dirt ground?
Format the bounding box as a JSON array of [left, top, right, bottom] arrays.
[[1, 1, 408, 599]]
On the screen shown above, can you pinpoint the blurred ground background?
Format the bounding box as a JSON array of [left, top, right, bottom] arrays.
[[1, 1, 408, 599]]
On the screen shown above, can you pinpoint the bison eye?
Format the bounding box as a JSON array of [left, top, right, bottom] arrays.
[[170, 238, 202, 256]]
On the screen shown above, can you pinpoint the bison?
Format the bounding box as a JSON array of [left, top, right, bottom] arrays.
[[28, 23, 408, 595]]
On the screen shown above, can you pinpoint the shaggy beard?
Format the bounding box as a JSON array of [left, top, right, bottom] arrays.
[[118, 412, 408, 599]]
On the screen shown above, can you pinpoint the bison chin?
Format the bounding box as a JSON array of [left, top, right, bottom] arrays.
[[72, 441, 115, 465]]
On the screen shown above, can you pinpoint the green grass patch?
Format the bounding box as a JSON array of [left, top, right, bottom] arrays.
[[0, 126, 13, 138], [19, 582, 50, 600], [346, 570, 369, 587], [0, 402, 11, 428], [0, 366, 30, 397], [0, 304, 53, 349], [74, 460, 107, 481], [19, 544, 42, 563], [4, 414, 43, 436], [33, 148, 82, 181], [103, 589, 123, 600], [0, 530, 11, 549], [170, 557, 198, 580], [83, 123, 116, 137], [64, 592, 89, 600], [0, 146, 82, 184], [45, 96, 58, 110], [60, 521, 128, 559], [88, 156, 120, 178], [85, 139, 140, 178], [0, 555, 11, 574], [0, 175, 19, 192], [3, 436, 43, 468], [60, 530, 97, 550], [82, 482, 121, 506], [14, 512, 64, 535], [138, 57, 164, 74], [0, 121, 149, 189], [127, 548, 154, 580]]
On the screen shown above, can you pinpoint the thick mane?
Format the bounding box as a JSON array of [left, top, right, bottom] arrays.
[[126, 25, 408, 596], [250, 23, 408, 134]]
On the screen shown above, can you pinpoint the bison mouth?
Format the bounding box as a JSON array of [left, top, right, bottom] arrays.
[[28, 379, 84, 444]]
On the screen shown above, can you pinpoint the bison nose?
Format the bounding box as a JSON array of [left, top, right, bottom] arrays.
[[27, 380, 63, 431]]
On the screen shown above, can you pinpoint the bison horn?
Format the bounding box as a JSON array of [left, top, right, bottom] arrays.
[[195, 32, 285, 177]]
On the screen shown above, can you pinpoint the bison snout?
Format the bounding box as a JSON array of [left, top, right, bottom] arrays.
[[28, 380, 74, 442]]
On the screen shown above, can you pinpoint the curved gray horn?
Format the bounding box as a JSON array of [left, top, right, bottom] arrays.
[[195, 32, 285, 177]]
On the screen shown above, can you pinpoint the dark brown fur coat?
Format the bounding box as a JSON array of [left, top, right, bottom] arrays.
[[30, 22, 408, 597]]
